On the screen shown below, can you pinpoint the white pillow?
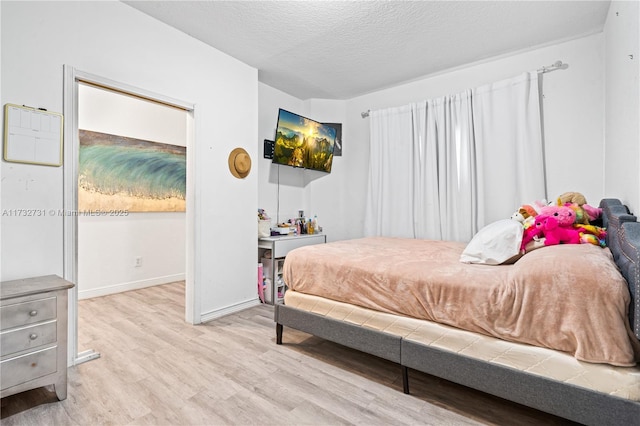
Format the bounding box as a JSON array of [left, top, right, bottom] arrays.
[[460, 219, 523, 265]]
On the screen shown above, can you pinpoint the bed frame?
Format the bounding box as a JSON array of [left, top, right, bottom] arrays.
[[275, 198, 640, 425]]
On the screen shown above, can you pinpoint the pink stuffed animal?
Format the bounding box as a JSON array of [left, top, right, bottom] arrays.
[[520, 215, 546, 251], [540, 205, 577, 227], [542, 216, 581, 246], [582, 204, 602, 222]]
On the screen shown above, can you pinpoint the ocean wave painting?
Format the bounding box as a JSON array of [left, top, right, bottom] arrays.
[[79, 130, 186, 212]]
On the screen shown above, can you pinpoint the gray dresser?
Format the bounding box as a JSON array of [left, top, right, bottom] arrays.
[[1, 275, 74, 400]]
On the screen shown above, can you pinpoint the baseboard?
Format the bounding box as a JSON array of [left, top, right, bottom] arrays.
[[78, 274, 185, 299], [200, 298, 262, 323]]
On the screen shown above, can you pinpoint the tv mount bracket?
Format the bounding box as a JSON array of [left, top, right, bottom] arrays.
[[263, 139, 274, 159]]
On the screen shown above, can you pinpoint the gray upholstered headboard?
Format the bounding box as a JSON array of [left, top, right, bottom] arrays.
[[600, 199, 640, 340]]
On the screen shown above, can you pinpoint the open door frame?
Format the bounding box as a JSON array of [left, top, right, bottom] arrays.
[[62, 65, 199, 366]]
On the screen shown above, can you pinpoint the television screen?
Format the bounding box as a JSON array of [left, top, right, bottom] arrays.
[[273, 109, 336, 173]]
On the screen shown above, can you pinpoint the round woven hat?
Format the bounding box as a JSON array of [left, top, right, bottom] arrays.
[[228, 147, 251, 179]]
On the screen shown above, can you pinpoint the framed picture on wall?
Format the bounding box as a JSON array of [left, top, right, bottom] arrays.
[[78, 129, 186, 212], [323, 122, 342, 156]]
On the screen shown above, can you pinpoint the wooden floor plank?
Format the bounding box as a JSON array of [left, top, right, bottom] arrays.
[[1, 281, 576, 425]]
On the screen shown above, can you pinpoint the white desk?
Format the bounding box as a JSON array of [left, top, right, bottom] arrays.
[[258, 234, 326, 304]]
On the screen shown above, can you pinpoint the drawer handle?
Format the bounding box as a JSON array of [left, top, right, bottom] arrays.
[[29, 333, 38, 340], [29, 310, 38, 317]]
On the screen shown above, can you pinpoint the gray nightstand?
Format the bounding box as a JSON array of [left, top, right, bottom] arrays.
[[1, 275, 74, 400]]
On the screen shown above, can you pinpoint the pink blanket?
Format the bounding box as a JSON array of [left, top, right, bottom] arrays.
[[283, 237, 640, 366]]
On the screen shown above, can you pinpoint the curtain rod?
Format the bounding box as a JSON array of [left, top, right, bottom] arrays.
[[537, 60, 568, 74], [361, 60, 568, 118]]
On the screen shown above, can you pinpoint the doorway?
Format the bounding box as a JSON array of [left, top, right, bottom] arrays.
[[62, 66, 197, 365]]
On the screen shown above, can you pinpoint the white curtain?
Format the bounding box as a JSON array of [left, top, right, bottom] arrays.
[[473, 72, 545, 226], [365, 105, 415, 238], [364, 72, 544, 241]]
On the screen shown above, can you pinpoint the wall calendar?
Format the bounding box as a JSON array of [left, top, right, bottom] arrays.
[[3, 103, 63, 166]]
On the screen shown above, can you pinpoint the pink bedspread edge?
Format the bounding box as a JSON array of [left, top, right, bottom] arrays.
[[283, 237, 640, 367]]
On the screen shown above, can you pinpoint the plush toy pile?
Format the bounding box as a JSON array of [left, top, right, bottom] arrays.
[[511, 191, 607, 253]]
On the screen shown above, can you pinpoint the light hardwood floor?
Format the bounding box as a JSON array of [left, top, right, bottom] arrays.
[[1, 282, 575, 425]]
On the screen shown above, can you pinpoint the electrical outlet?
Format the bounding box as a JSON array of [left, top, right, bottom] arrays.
[[134, 257, 143, 267]]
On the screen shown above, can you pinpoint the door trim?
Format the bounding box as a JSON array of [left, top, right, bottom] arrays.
[[62, 65, 199, 366]]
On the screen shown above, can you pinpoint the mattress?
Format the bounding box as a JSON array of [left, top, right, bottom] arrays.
[[283, 237, 640, 366], [284, 290, 640, 401]]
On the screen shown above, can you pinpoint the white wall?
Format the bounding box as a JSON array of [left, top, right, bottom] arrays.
[[305, 98, 349, 242], [344, 33, 606, 239], [257, 84, 305, 225], [1, 1, 259, 321], [258, 85, 349, 242], [77, 84, 186, 299], [258, 34, 607, 242], [604, 1, 639, 214]]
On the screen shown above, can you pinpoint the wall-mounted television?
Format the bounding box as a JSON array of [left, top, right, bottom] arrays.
[[273, 108, 336, 173]]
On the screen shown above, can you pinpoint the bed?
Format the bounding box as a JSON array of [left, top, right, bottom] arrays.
[[274, 198, 640, 425]]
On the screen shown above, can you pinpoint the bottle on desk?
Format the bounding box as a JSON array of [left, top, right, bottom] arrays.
[[307, 218, 314, 235]]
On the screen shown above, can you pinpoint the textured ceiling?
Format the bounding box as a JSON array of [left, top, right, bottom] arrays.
[[124, 1, 611, 100]]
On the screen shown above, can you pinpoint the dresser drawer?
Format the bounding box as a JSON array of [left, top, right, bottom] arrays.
[[1, 346, 57, 390], [0, 297, 56, 330], [273, 235, 326, 258], [0, 320, 57, 357]]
